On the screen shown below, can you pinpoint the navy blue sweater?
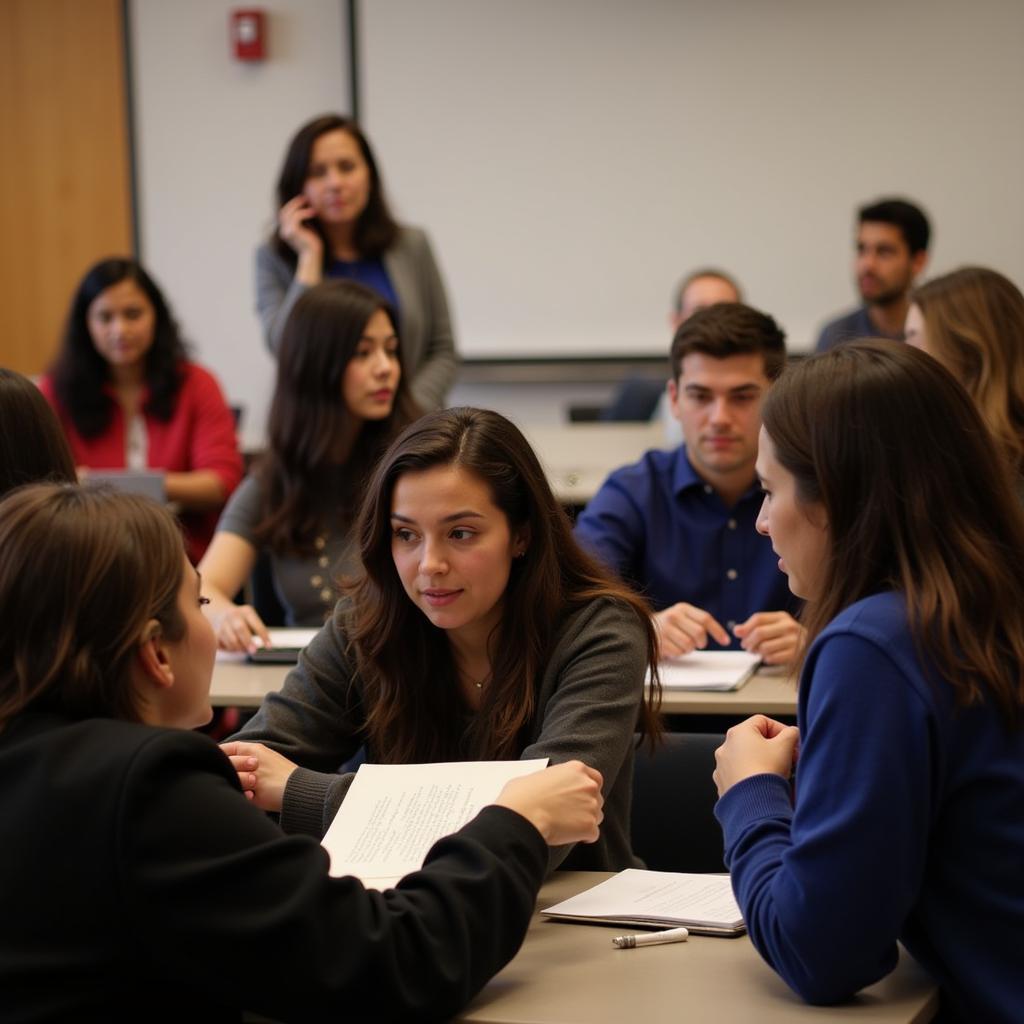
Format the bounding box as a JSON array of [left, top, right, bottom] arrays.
[[715, 592, 1024, 1022]]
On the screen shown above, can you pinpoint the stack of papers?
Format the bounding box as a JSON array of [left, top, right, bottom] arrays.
[[542, 868, 745, 937], [649, 651, 760, 692], [321, 759, 549, 889]]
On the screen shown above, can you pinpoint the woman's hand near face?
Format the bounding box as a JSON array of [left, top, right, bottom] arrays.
[[714, 715, 800, 797], [278, 196, 324, 286], [494, 761, 604, 846], [219, 741, 298, 812]]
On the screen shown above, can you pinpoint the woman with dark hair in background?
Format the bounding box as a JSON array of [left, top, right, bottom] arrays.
[[713, 341, 1024, 1022], [256, 113, 458, 410], [905, 265, 1024, 486], [0, 484, 604, 1021], [40, 258, 243, 562], [224, 407, 661, 871], [0, 368, 77, 496], [199, 280, 419, 651]]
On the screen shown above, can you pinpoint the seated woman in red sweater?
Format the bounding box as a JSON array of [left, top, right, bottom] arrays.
[[40, 258, 243, 562]]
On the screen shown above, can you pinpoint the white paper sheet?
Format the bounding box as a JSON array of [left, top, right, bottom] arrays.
[[650, 651, 760, 691], [322, 759, 549, 888], [542, 869, 744, 933]]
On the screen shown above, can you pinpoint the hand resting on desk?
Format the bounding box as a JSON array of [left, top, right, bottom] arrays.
[[733, 611, 804, 665], [655, 604, 803, 665]]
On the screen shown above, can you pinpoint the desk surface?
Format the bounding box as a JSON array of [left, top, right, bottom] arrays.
[[210, 659, 798, 717], [521, 421, 667, 505], [457, 873, 938, 1024]]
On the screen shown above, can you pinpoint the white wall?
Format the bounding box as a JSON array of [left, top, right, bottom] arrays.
[[129, 0, 349, 447], [362, 0, 1024, 358], [129, 0, 1024, 434]]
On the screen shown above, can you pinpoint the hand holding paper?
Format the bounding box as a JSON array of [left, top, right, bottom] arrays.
[[495, 760, 604, 845]]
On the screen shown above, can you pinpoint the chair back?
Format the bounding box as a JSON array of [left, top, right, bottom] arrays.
[[631, 732, 726, 872]]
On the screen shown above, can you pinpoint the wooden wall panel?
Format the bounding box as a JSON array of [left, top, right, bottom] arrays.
[[0, 0, 133, 374]]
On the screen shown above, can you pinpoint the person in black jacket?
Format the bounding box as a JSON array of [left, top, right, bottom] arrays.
[[0, 484, 603, 1022]]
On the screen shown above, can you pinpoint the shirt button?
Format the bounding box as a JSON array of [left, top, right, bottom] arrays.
[[320, 588, 333, 603], [726, 568, 738, 580], [727, 518, 737, 530], [703, 484, 713, 494], [311, 575, 323, 587], [726, 620, 736, 631]]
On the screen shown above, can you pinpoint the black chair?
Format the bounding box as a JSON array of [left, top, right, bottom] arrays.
[[631, 732, 726, 872], [249, 549, 287, 627], [600, 376, 665, 422]]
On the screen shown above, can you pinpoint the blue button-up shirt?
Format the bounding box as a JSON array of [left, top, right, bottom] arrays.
[[574, 446, 799, 648]]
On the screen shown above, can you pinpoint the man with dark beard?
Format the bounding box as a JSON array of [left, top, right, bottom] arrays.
[[815, 198, 930, 351]]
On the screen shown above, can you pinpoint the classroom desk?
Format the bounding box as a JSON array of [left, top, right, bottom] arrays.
[[210, 659, 798, 717], [520, 421, 667, 505], [658, 668, 797, 717], [457, 872, 939, 1024]]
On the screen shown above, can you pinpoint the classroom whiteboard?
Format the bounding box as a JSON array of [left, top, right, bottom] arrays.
[[362, 0, 1024, 357]]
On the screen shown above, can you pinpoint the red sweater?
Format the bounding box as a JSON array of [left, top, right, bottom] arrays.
[[39, 363, 243, 562]]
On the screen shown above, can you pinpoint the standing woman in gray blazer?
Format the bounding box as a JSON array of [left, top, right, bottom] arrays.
[[256, 114, 458, 410]]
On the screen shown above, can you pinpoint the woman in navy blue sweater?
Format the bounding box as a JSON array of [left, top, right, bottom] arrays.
[[713, 340, 1024, 1023]]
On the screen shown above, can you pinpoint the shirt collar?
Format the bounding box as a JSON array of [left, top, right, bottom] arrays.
[[672, 445, 760, 503]]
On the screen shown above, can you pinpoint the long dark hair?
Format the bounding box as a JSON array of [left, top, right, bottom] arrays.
[[345, 407, 662, 762], [763, 340, 1024, 727], [271, 114, 399, 267], [50, 258, 188, 437], [253, 280, 419, 555], [0, 369, 77, 497], [0, 485, 186, 727]]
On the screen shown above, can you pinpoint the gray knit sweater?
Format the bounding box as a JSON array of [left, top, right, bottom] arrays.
[[233, 596, 649, 872]]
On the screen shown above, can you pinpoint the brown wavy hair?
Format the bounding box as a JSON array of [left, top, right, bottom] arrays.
[[344, 407, 662, 761], [911, 266, 1024, 476], [763, 340, 1024, 727], [0, 485, 186, 727]]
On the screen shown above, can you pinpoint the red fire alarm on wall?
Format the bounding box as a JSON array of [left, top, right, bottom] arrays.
[[231, 9, 266, 61]]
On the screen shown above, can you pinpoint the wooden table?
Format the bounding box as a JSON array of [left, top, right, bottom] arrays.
[[456, 873, 938, 1024], [211, 659, 798, 718]]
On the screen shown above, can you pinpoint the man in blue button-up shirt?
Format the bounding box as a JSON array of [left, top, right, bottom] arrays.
[[575, 303, 802, 664]]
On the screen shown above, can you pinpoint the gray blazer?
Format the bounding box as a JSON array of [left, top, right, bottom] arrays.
[[255, 225, 458, 410]]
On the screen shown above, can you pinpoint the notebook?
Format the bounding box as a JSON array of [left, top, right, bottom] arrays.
[[541, 868, 745, 937], [246, 628, 320, 664], [650, 651, 760, 692]]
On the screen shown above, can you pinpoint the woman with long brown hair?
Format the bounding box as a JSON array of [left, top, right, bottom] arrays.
[[225, 407, 661, 870], [0, 484, 605, 1019], [256, 114, 458, 409], [199, 280, 419, 651], [713, 341, 1024, 1022], [905, 266, 1024, 482]]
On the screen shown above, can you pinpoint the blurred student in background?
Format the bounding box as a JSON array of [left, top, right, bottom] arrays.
[[199, 281, 419, 651], [906, 265, 1024, 494], [40, 258, 242, 562], [0, 367, 77, 497], [256, 113, 458, 410]]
